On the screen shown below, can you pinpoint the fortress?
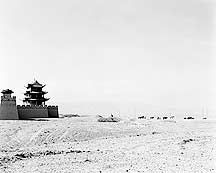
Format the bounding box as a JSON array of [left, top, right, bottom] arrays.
[[0, 80, 59, 120]]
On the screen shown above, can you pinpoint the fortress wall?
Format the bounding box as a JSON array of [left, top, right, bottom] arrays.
[[0, 98, 19, 120], [17, 105, 48, 119], [48, 106, 59, 118]]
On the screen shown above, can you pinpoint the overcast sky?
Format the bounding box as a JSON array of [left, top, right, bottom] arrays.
[[0, 0, 215, 117]]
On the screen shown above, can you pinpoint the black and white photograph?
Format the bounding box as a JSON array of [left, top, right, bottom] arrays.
[[0, 0, 215, 172]]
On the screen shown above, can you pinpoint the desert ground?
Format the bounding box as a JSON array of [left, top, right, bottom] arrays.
[[0, 116, 216, 173]]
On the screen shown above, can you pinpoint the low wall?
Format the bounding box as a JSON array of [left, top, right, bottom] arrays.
[[0, 100, 19, 120], [17, 105, 49, 119], [48, 106, 59, 118]]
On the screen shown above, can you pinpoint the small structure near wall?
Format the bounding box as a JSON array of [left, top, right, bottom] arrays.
[[0, 80, 59, 120]]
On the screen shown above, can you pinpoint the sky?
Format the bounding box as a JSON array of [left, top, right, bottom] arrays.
[[0, 0, 215, 118]]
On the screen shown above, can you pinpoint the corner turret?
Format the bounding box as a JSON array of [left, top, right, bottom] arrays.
[[0, 89, 19, 120]]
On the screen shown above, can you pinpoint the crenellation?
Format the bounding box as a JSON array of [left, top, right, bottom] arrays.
[[17, 105, 48, 109], [48, 105, 58, 108], [47, 106, 59, 118], [1, 96, 16, 101]]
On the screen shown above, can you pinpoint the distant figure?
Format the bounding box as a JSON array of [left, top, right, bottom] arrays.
[[111, 114, 114, 118], [184, 116, 194, 119], [138, 115, 146, 119], [157, 117, 160, 120], [163, 117, 168, 120], [187, 117, 194, 119]]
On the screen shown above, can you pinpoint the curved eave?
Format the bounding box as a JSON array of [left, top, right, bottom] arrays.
[[26, 86, 44, 89], [23, 98, 50, 101], [24, 91, 48, 95], [1, 89, 14, 94]]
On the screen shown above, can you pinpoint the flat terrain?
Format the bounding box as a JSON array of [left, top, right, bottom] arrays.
[[0, 116, 216, 172]]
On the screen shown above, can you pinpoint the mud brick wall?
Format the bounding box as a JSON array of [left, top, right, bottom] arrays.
[[0, 96, 19, 120], [17, 105, 49, 119], [48, 106, 59, 118]]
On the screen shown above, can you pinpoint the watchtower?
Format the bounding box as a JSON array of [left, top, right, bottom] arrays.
[[0, 89, 19, 120], [23, 80, 49, 106]]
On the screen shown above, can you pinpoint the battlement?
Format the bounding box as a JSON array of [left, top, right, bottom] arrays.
[[17, 105, 47, 109], [17, 105, 58, 109], [47, 105, 58, 109], [17, 105, 48, 119], [17, 105, 59, 119], [0, 95, 18, 120], [47, 106, 59, 118], [1, 96, 16, 101]]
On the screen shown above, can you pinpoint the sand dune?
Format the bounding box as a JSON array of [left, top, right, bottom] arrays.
[[0, 116, 216, 172]]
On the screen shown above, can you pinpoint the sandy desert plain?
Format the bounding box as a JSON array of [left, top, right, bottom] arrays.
[[0, 115, 216, 173]]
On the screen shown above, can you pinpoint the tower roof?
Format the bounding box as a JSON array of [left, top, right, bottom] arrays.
[[26, 80, 45, 88], [1, 89, 14, 94]]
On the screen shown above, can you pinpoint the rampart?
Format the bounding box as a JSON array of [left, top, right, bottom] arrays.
[[47, 106, 59, 118], [0, 96, 19, 120], [17, 105, 49, 119], [17, 105, 59, 119]]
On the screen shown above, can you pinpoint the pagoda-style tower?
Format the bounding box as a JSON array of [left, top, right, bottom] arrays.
[[23, 80, 49, 106]]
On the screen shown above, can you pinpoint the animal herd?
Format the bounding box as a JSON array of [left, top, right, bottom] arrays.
[[138, 115, 175, 120], [138, 115, 207, 120]]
